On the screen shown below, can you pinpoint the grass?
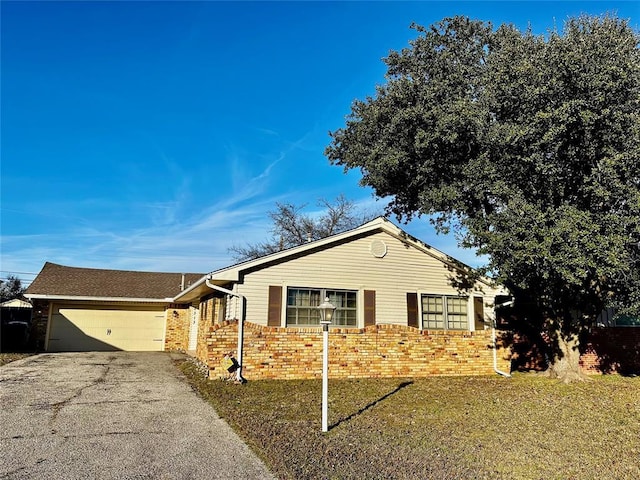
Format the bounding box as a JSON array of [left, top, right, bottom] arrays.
[[178, 360, 640, 480], [0, 352, 34, 366]]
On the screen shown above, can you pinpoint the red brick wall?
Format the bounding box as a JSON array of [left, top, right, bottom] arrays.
[[508, 327, 640, 375], [580, 327, 640, 375], [204, 321, 511, 380]]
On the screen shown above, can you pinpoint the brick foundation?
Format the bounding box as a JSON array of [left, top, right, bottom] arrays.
[[204, 321, 511, 380]]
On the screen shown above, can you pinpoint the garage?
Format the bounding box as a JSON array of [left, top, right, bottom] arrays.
[[47, 304, 166, 352], [25, 262, 205, 352]]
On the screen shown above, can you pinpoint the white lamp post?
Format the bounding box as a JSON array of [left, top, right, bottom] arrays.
[[318, 296, 336, 433]]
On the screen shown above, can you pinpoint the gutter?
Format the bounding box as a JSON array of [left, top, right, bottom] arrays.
[[25, 294, 172, 303], [204, 278, 246, 383], [173, 275, 208, 301]]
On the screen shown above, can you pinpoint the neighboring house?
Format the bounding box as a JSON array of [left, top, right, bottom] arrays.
[[1, 298, 33, 350], [1, 298, 32, 309], [26, 217, 512, 379], [596, 308, 640, 327]]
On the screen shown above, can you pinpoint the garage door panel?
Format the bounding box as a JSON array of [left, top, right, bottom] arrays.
[[48, 305, 166, 352]]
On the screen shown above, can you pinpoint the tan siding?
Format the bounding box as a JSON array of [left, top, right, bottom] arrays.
[[233, 232, 504, 328]]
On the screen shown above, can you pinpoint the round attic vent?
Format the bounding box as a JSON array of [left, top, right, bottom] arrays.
[[370, 239, 387, 258]]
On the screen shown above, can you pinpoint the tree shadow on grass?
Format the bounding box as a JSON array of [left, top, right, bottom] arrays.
[[330, 381, 413, 431]]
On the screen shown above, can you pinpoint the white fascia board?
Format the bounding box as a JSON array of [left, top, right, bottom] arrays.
[[172, 273, 238, 302], [171, 274, 208, 300], [25, 294, 171, 303]]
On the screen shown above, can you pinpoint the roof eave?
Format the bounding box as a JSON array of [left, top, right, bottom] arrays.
[[25, 294, 173, 303]]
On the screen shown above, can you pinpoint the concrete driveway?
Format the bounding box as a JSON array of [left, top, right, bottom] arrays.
[[0, 352, 275, 479]]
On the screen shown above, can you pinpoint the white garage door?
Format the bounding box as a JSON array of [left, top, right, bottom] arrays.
[[47, 304, 166, 352]]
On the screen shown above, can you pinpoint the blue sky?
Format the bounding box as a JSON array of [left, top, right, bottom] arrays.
[[2, 1, 638, 286]]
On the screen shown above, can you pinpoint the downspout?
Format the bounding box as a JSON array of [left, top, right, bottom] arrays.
[[492, 300, 513, 378], [205, 277, 246, 383]]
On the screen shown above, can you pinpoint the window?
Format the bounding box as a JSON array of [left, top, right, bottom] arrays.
[[421, 294, 468, 330], [286, 287, 357, 327]]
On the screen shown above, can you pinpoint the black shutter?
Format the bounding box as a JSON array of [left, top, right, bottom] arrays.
[[473, 297, 485, 331], [407, 292, 419, 328], [364, 290, 376, 327]]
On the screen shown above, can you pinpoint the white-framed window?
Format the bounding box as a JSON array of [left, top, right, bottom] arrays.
[[420, 294, 469, 331], [286, 287, 357, 327]]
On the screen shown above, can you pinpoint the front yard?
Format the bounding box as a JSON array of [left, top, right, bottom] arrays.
[[179, 360, 639, 479]]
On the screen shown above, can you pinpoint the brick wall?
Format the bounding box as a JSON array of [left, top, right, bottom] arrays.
[[508, 327, 640, 375], [196, 296, 223, 364], [580, 327, 640, 375], [30, 300, 49, 350], [164, 304, 190, 351], [204, 321, 511, 380]]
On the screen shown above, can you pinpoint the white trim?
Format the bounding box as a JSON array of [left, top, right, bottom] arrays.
[[283, 284, 360, 328], [25, 294, 171, 303], [280, 283, 289, 328], [417, 291, 471, 332], [357, 288, 364, 330], [161, 310, 167, 352], [173, 275, 209, 300], [188, 306, 199, 350], [44, 302, 53, 351]]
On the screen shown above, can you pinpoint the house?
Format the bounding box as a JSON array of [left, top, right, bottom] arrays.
[[26, 217, 512, 379], [1, 298, 33, 350], [1, 298, 33, 309]]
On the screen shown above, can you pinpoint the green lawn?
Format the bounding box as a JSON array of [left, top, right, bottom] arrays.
[[180, 360, 639, 479]]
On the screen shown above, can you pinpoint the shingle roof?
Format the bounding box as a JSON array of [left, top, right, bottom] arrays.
[[25, 262, 204, 300]]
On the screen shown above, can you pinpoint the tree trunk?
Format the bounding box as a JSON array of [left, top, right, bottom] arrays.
[[545, 332, 589, 383]]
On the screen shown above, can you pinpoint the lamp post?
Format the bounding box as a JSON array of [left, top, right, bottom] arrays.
[[318, 296, 336, 433]]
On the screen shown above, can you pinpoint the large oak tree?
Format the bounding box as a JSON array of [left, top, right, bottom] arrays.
[[326, 15, 640, 381]]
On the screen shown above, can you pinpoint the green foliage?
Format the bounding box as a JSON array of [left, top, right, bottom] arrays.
[[0, 275, 25, 303], [327, 15, 640, 341]]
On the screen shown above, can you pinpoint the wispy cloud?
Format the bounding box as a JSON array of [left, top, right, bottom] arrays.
[[1, 130, 318, 276]]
